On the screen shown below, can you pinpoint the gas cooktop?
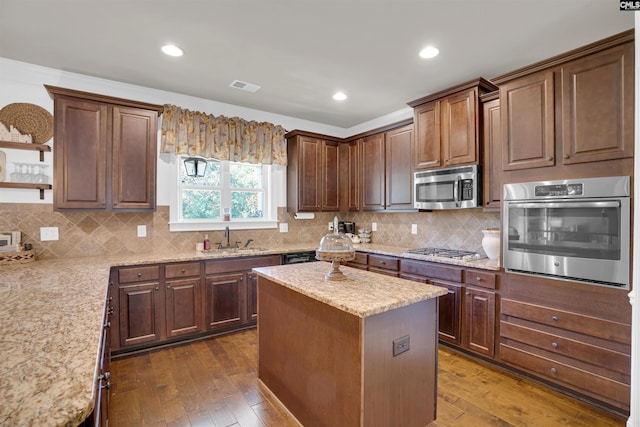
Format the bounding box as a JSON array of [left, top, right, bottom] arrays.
[[405, 247, 481, 259]]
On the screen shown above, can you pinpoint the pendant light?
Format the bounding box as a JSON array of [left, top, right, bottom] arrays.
[[183, 157, 207, 177]]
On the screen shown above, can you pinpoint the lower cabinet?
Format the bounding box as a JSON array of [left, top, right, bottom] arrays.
[[111, 255, 280, 354], [400, 260, 497, 359]]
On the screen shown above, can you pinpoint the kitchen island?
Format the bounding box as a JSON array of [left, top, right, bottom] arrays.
[[254, 262, 448, 427]]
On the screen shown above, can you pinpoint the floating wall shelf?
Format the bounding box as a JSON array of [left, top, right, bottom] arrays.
[[0, 140, 52, 199]]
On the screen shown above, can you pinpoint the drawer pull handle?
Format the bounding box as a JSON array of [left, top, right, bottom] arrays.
[[551, 342, 558, 349], [154, 287, 159, 291], [476, 276, 481, 281], [181, 269, 186, 273], [550, 367, 557, 374], [551, 316, 559, 322], [137, 273, 142, 277]]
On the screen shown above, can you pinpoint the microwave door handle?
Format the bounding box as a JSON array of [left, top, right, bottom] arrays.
[[454, 176, 461, 205], [509, 201, 621, 209]]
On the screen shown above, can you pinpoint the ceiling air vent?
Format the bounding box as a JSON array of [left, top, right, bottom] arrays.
[[229, 80, 261, 92]]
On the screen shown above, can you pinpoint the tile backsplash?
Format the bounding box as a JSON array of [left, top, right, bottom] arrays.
[[0, 204, 500, 260]]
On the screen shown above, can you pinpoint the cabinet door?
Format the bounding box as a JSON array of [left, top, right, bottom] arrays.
[[433, 280, 462, 345], [118, 282, 162, 348], [501, 70, 555, 171], [463, 287, 496, 357], [560, 42, 633, 165], [482, 97, 502, 211], [361, 133, 385, 211], [111, 106, 158, 210], [385, 124, 414, 210], [441, 88, 477, 166], [295, 136, 321, 211], [345, 140, 360, 211], [165, 277, 202, 338], [53, 97, 108, 209], [321, 140, 340, 211], [205, 273, 244, 330], [247, 271, 259, 321], [413, 100, 441, 169]]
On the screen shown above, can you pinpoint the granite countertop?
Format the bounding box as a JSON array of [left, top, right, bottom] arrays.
[[0, 242, 499, 426], [254, 262, 449, 318]]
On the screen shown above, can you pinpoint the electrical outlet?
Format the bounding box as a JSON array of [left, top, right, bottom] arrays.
[[371, 222, 377, 232], [328, 222, 334, 231], [279, 223, 289, 233], [40, 227, 59, 241], [137, 225, 147, 237], [393, 335, 410, 357], [411, 224, 417, 234]]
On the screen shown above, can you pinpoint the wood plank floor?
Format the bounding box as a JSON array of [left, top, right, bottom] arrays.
[[109, 329, 627, 427]]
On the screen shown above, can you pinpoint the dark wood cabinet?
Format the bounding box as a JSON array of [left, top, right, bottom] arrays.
[[500, 272, 631, 412], [500, 70, 555, 171], [286, 131, 341, 212], [480, 92, 501, 211], [247, 271, 259, 321], [118, 281, 162, 348], [492, 29, 634, 182], [46, 85, 162, 211], [165, 277, 202, 337], [463, 287, 496, 357], [409, 78, 497, 170], [559, 41, 634, 165], [205, 272, 244, 330], [432, 280, 462, 346], [358, 123, 414, 212], [344, 140, 360, 211]]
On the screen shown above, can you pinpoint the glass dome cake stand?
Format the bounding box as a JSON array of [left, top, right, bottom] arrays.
[[316, 217, 356, 281]]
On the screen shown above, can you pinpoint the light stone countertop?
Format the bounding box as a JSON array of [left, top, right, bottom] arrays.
[[254, 262, 449, 317], [0, 242, 499, 426]]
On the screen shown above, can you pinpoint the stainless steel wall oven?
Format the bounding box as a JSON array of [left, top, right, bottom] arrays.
[[503, 176, 630, 289]]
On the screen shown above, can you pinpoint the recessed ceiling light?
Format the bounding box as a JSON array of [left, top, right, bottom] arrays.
[[333, 92, 347, 101], [229, 80, 261, 92], [161, 44, 184, 57], [419, 46, 439, 59]]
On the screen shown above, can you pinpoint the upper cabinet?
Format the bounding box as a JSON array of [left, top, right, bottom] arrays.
[[352, 121, 414, 212], [45, 86, 162, 211], [492, 30, 634, 176], [286, 130, 341, 212], [408, 78, 498, 170]]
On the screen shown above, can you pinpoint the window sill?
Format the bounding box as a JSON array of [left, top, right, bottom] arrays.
[[169, 220, 279, 232]]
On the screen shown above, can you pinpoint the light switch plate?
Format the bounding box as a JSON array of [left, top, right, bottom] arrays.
[[279, 223, 289, 233], [411, 224, 417, 234], [40, 227, 59, 241], [137, 225, 147, 237], [372, 222, 377, 232]]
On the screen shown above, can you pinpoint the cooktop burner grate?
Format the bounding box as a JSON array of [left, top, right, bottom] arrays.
[[406, 247, 479, 259]]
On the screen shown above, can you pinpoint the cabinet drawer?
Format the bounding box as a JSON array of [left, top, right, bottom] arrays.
[[118, 265, 160, 283], [500, 344, 630, 409], [368, 254, 399, 271], [400, 259, 463, 282], [464, 269, 496, 289], [352, 252, 368, 266], [501, 299, 631, 345], [500, 321, 630, 375], [165, 262, 201, 279]]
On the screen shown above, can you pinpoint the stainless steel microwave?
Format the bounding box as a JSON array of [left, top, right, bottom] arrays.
[[413, 165, 481, 210]]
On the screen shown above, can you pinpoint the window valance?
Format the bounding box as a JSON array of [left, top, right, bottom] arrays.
[[160, 104, 287, 166]]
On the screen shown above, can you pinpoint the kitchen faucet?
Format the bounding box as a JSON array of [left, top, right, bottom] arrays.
[[217, 226, 241, 249]]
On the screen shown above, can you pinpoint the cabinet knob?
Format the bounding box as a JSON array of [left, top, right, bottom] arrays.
[[181, 269, 186, 273], [104, 321, 111, 329], [551, 342, 558, 349], [167, 285, 171, 289], [476, 276, 482, 281], [550, 367, 557, 374], [107, 296, 113, 302], [465, 292, 470, 296], [137, 273, 142, 277], [546, 156, 553, 161], [109, 282, 114, 286], [552, 315, 559, 322], [563, 154, 570, 159], [154, 287, 159, 291]]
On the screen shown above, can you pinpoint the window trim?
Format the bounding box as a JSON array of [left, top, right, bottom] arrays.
[[168, 155, 282, 232]]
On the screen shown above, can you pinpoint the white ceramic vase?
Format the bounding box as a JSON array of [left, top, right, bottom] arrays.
[[481, 228, 501, 260]]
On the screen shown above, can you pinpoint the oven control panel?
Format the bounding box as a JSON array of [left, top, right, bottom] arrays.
[[535, 183, 583, 197]]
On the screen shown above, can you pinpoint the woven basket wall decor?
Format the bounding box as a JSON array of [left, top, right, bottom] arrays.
[[0, 103, 53, 143]]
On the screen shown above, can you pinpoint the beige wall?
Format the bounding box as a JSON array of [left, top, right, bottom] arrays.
[[0, 204, 500, 259]]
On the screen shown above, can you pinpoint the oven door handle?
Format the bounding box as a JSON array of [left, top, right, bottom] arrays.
[[508, 201, 621, 209]]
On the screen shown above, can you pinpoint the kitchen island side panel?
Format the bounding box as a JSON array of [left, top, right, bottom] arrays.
[[257, 277, 362, 426], [362, 298, 438, 426]]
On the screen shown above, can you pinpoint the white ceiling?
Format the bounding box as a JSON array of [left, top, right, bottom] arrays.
[[0, 0, 634, 128]]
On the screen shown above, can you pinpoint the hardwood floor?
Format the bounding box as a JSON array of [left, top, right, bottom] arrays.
[[109, 329, 626, 427]]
